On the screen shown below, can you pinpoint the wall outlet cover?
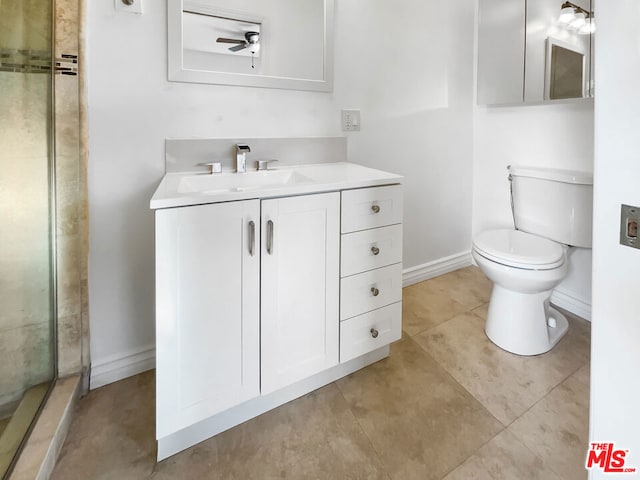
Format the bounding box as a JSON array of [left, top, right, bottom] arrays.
[[341, 110, 361, 132]]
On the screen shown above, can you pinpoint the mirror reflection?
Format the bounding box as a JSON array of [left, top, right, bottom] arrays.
[[525, 0, 594, 102], [546, 38, 586, 100], [477, 0, 595, 105], [168, 0, 332, 91]]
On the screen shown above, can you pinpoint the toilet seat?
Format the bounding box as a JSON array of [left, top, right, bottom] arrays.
[[473, 229, 565, 270]]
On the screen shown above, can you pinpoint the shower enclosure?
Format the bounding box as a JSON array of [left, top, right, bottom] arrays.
[[0, 0, 57, 476]]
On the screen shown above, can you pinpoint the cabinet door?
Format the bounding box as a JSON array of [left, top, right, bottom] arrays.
[[477, 0, 525, 105], [155, 200, 260, 439], [261, 193, 340, 394]]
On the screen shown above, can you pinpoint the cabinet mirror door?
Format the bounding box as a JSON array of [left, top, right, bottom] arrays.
[[477, 0, 526, 105], [525, 0, 593, 102], [477, 0, 594, 105]]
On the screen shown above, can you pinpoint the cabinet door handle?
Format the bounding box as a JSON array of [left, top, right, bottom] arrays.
[[371, 245, 380, 255], [267, 220, 274, 255], [248, 221, 255, 256], [370, 328, 379, 338], [371, 204, 381, 214], [371, 286, 380, 297]]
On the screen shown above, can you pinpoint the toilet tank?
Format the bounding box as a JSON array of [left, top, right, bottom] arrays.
[[508, 165, 593, 248]]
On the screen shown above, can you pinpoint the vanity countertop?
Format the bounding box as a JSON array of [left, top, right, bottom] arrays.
[[150, 162, 403, 209]]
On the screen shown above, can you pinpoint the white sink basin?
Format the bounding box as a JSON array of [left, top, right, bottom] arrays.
[[178, 170, 312, 194], [150, 163, 403, 209]]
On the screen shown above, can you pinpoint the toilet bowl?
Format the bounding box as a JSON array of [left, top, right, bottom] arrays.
[[472, 229, 569, 355], [472, 165, 593, 356]]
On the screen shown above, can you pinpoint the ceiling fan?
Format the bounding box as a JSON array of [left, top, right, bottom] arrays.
[[216, 31, 260, 54]]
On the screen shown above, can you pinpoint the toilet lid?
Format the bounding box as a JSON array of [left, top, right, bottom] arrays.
[[473, 229, 565, 269]]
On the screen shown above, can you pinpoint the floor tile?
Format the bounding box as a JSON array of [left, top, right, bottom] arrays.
[[508, 364, 590, 480], [414, 311, 589, 425], [51, 372, 156, 480], [53, 372, 388, 480], [402, 281, 468, 337], [424, 267, 493, 310], [50, 266, 592, 480], [442, 430, 563, 480], [336, 336, 503, 480], [153, 383, 388, 480]]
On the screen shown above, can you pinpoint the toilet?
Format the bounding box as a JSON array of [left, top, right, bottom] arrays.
[[472, 165, 593, 356]]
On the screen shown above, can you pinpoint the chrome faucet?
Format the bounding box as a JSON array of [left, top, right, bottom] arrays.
[[236, 144, 250, 173]]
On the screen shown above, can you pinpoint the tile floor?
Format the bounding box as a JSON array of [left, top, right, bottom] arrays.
[[50, 266, 591, 480]]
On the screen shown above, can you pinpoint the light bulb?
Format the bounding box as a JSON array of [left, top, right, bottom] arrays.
[[579, 19, 596, 34], [570, 12, 587, 30], [558, 6, 575, 24]]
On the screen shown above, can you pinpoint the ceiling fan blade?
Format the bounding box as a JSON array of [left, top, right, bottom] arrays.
[[229, 43, 247, 52], [217, 37, 244, 44]]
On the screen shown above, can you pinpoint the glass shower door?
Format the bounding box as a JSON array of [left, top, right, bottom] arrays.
[[0, 0, 56, 476]]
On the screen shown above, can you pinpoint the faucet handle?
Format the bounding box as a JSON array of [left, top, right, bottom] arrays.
[[256, 159, 279, 171], [202, 162, 222, 174]]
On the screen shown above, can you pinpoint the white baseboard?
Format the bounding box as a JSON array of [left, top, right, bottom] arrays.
[[403, 251, 473, 287], [90, 345, 156, 390], [551, 287, 592, 322]]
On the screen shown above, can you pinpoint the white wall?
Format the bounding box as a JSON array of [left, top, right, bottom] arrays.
[[590, 0, 640, 475], [86, 0, 475, 384]]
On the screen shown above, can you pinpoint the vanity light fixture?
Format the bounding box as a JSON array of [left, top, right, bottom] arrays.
[[557, 2, 595, 34], [558, 6, 575, 24]]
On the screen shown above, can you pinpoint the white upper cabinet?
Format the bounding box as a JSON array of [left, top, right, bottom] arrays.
[[477, 0, 526, 105], [155, 200, 261, 438], [478, 0, 594, 105], [260, 192, 340, 394]]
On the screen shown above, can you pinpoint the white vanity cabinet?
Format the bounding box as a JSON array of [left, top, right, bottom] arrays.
[[152, 167, 403, 461], [155, 200, 261, 440]]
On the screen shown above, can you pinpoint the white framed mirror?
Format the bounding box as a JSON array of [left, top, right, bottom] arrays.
[[544, 37, 586, 100], [168, 0, 334, 92]]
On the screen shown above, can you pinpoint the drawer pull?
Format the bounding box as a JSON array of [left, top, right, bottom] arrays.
[[371, 246, 380, 256], [371, 286, 380, 297], [370, 328, 379, 338], [371, 204, 381, 214]]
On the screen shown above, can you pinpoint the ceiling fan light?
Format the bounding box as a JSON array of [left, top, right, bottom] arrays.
[[558, 6, 575, 24], [248, 42, 260, 55]]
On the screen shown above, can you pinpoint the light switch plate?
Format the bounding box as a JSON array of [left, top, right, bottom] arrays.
[[115, 0, 142, 14], [620, 204, 639, 249], [341, 110, 361, 132]]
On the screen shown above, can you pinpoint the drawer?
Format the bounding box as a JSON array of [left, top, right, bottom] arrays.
[[341, 224, 403, 277], [340, 302, 402, 363], [340, 263, 402, 320], [341, 185, 403, 233]]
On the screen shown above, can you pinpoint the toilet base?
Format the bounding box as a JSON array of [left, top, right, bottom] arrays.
[[485, 285, 569, 356]]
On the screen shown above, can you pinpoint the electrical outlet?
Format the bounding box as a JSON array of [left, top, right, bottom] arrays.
[[341, 110, 361, 132], [620, 204, 640, 249], [115, 0, 142, 14]]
